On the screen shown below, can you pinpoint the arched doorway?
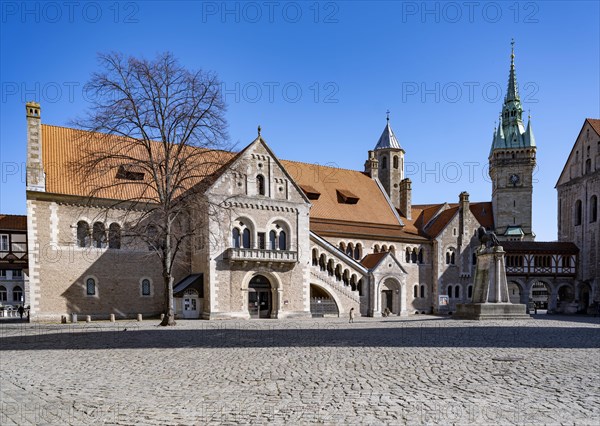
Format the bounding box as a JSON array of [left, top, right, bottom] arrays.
[[529, 281, 551, 312], [248, 275, 272, 319], [380, 278, 401, 315], [508, 281, 523, 304], [309, 284, 340, 318]]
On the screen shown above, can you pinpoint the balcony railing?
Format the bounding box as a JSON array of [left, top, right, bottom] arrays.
[[224, 248, 298, 263]]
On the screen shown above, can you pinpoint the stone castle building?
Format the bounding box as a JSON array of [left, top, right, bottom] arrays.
[[556, 118, 600, 311], [22, 47, 589, 321]]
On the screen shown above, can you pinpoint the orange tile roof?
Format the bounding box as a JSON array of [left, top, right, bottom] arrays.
[[0, 215, 27, 230], [424, 207, 458, 237], [40, 124, 234, 201], [361, 252, 387, 269], [280, 160, 402, 227], [310, 219, 428, 242]]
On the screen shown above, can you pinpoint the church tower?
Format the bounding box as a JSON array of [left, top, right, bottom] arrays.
[[366, 113, 405, 211], [489, 41, 536, 241]]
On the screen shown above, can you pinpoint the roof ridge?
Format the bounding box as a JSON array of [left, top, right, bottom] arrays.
[[281, 158, 363, 174]]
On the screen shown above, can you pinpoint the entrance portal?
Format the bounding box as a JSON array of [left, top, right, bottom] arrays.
[[248, 275, 272, 319], [182, 289, 200, 319]]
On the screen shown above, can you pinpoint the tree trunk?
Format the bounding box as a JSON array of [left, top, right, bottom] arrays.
[[160, 220, 177, 326]]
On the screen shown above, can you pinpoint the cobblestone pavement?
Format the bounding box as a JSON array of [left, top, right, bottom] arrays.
[[1, 315, 599, 425]]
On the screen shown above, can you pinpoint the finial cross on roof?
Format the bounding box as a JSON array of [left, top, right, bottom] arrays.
[[257, 125, 261, 136], [386, 110, 390, 122]]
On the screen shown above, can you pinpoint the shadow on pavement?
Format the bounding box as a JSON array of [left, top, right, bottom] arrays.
[[1, 320, 599, 351]]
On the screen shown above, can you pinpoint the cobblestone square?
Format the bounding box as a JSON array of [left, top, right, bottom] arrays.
[[1, 315, 599, 425]]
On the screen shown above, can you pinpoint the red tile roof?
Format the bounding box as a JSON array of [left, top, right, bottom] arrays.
[[587, 118, 600, 135], [361, 252, 387, 269], [0, 215, 27, 230]]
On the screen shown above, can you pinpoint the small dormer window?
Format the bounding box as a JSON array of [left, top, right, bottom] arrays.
[[336, 189, 359, 204], [116, 164, 145, 181], [299, 184, 320, 200]]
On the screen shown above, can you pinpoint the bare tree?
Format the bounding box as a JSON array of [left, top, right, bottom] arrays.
[[72, 52, 230, 325]]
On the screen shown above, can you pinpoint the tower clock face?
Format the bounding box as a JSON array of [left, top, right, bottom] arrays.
[[509, 174, 520, 185]]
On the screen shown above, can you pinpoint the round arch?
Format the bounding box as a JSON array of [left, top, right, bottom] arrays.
[[376, 276, 403, 316], [241, 271, 282, 319], [309, 283, 342, 317]]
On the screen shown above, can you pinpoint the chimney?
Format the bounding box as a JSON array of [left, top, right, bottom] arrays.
[[364, 150, 379, 178], [26, 102, 45, 192], [399, 178, 412, 220], [459, 191, 469, 210]]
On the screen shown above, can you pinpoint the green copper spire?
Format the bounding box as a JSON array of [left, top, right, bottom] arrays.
[[505, 39, 520, 102], [490, 41, 535, 155]]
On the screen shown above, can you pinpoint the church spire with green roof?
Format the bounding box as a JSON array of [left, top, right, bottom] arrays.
[[490, 40, 535, 153]]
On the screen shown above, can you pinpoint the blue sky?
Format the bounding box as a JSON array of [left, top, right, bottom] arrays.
[[1, 1, 598, 241]]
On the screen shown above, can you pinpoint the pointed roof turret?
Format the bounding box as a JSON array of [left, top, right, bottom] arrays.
[[524, 113, 536, 147], [375, 111, 402, 151]]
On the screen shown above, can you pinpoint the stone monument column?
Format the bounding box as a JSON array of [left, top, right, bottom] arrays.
[[455, 227, 530, 320]]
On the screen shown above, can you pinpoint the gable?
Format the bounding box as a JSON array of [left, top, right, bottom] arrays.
[[208, 137, 310, 205], [556, 118, 600, 187]]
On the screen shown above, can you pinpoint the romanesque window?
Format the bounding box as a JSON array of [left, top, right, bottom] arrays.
[[472, 252, 477, 265], [92, 222, 106, 249], [86, 278, 96, 296], [393, 155, 399, 169], [346, 244, 354, 257], [358, 279, 364, 296], [232, 228, 241, 248], [590, 195, 598, 223], [278, 231, 287, 250], [0, 286, 6, 302], [574, 200, 582, 226], [411, 248, 417, 263], [586, 159, 592, 174], [12, 285, 23, 302], [242, 229, 251, 248], [354, 244, 362, 260], [561, 256, 571, 268], [381, 156, 387, 170], [468, 285, 473, 299], [312, 249, 319, 266], [413, 285, 418, 298], [108, 223, 121, 249], [269, 231, 277, 250], [77, 221, 90, 248], [405, 248, 410, 263], [319, 254, 326, 271], [418, 249, 424, 264], [141, 279, 151, 296], [454, 285, 460, 299], [420, 285, 425, 298], [256, 174, 265, 196], [447, 285, 453, 297], [445, 248, 456, 265]]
